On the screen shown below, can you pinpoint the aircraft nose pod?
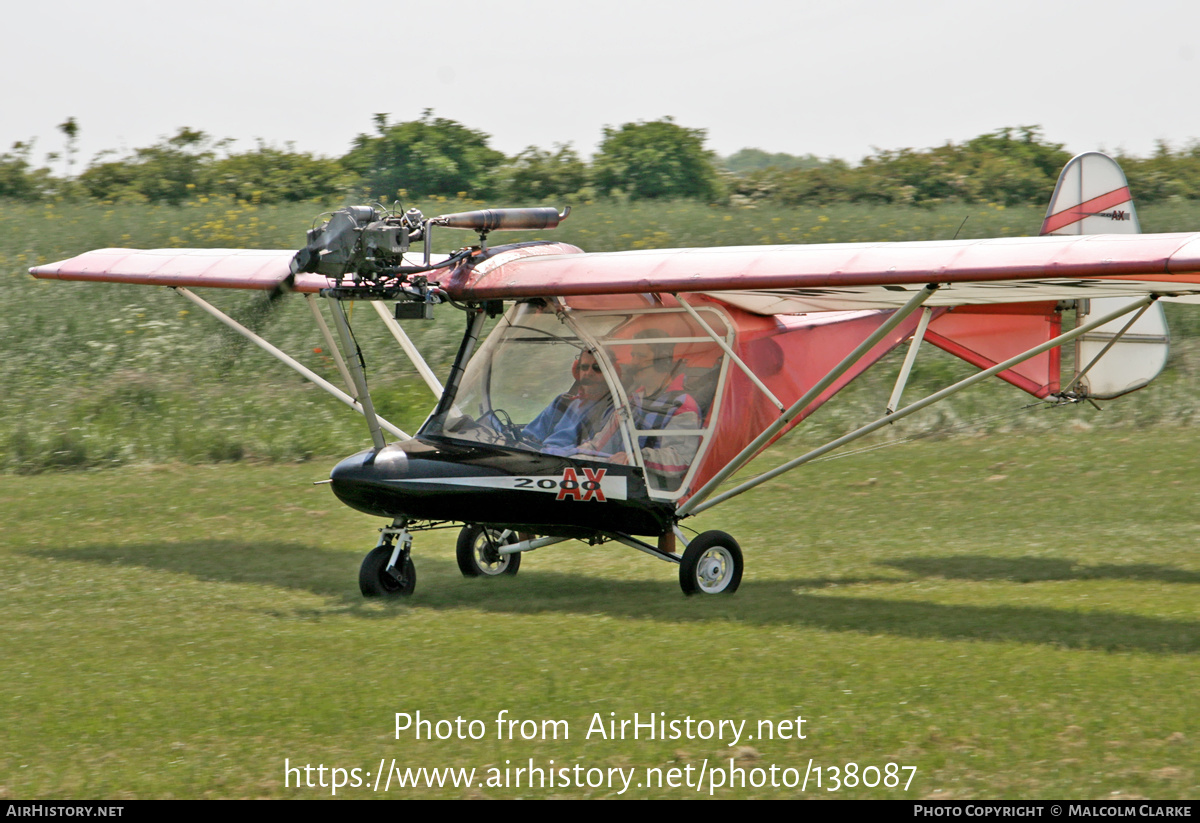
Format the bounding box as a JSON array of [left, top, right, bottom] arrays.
[[327, 437, 669, 534], [329, 445, 413, 517]]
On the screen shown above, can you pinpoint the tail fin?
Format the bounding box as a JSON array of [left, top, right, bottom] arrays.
[[1041, 151, 1140, 236], [1042, 152, 1168, 399]]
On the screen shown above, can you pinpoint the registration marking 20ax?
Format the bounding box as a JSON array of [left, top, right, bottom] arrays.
[[383, 469, 627, 501]]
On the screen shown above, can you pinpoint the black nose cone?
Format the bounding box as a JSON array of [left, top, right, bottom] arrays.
[[329, 445, 411, 517]]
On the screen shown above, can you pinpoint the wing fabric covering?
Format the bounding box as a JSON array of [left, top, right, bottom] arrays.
[[443, 233, 1200, 309], [29, 248, 332, 292], [32, 235, 1200, 307], [924, 303, 1063, 398]]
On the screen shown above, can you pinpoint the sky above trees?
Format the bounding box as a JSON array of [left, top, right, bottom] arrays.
[[5, 0, 1200, 172]]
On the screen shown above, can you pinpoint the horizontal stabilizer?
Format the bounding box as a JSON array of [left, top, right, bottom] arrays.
[[1074, 296, 1169, 398]]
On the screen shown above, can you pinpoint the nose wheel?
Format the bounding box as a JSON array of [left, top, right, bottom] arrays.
[[678, 530, 743, 595], [360, 524, 416, 597]]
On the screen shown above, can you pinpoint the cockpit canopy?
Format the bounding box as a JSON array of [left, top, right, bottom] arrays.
[[421, 297, 731, 498]]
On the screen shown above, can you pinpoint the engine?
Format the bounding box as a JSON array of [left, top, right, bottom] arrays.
[[288, 204, 569, 302]]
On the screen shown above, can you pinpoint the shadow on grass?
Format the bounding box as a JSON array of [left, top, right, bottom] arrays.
[[882, 555, 1200, 584], [33, 540, 361, 597], [33, 540, 1199, 655]]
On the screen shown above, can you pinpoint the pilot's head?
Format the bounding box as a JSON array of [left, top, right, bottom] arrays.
[[575, 350, 606, 395], [629, 329, 674, 377]]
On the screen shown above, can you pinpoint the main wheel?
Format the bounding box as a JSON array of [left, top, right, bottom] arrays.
[[359, 545, 416, 597], [456, 525, 521, 577], [678, 530, 743, 595]]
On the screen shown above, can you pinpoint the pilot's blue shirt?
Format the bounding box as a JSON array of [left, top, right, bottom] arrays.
[[523, 393, 612, 455]]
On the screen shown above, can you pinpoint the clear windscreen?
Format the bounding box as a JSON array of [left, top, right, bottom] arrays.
[[421, 302, 615, 451]]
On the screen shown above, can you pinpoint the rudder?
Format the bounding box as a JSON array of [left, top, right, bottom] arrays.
[[1041, 152, 1168, 399]]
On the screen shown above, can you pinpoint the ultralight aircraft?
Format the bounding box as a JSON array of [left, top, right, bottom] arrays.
[[30, 153, 1200, 596]]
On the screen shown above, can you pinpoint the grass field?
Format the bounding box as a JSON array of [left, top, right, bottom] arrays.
[[1, 428, 1196, 799], [2, 197, 1197, 799]]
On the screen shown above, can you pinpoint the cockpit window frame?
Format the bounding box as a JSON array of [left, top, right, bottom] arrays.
[[420, 298, 733, 502]]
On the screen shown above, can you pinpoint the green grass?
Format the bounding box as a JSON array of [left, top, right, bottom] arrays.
[[1, 428, 1196, 799]]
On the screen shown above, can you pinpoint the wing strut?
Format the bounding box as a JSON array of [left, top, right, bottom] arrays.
[[678, 283, 940, 517], [886, 306, 935, 414], [685, 295, 1157, 516], [328, 300, 389, 451], [173, 287, 409, 442], [305, 295, 358, 395]]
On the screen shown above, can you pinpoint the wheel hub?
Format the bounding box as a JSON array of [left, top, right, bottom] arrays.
[[697, 549, 731, 590], [479, 540, 502, 565]]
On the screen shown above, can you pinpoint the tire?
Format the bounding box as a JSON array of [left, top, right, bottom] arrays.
[[359, 545, 416, 597], [678, 530, 743, 595], [456, 525, 521, 577]]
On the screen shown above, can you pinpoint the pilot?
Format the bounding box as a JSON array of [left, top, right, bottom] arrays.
[[578, 330, 701, 490], [522, 349, 614, 455]]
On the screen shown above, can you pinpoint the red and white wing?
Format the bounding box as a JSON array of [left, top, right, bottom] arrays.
[[442, 232, 1200, 311], [29, 248, 332, 292], [30, 232, 1200, 313]]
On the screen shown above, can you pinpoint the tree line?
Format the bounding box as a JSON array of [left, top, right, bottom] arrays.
[[3, 113, 1200, 207]]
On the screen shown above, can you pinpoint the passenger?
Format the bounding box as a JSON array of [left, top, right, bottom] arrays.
[[522, 350, 614, 455], [579, 330, 701, 489]]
